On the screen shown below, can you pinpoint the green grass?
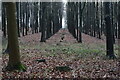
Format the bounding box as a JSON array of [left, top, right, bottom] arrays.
[[2, 37, 119, 59], [30, 42, 106, 58]]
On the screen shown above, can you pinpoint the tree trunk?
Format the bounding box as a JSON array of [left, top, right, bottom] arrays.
[[96, 2, 101, 39], [118, 2, 120, 58], [2, 2, 7, 37], [104, 2, 116, 59], [118, 2, 120, 39], [40, 3, 47, 42], [78, 2, 85, 43], [5, 2, 26, 71], [16, 2, 20, 37]]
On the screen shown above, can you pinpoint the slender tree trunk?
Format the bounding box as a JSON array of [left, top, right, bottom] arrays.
[[118, 2, 120, 58], [2, 2, 7, 37], [110, 3, 115, 44], [93, 2, 96, 37], [22, 3, 25, 36], [100, 2, 103, 36], [25, 3, 28, 35], [118, 2, 120, 39], [75, 3, 79, 41], [16, 2, 20, 37], [96, 2, 101, 39], [40, 3, 46, 42], [78, 2, 85, 43]]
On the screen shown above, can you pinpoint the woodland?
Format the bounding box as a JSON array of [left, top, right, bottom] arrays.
[[1, 1, 120, 79]]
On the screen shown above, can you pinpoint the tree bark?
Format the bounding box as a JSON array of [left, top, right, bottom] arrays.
[[104, 2, 116, 59], [118, 2, 120, 58], [5, 2, 26, 71], [40, 2, 47, 42], [2, 2, 7, 37], [118, 2, 120, 39]]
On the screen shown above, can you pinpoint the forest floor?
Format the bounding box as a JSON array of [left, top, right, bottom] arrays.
[[1, 29, 120, 79]]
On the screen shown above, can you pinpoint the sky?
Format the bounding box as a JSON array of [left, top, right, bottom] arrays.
[[62, 0, 67, 28]]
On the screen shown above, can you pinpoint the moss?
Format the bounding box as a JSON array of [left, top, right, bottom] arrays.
[[5, 62, 27, 72]]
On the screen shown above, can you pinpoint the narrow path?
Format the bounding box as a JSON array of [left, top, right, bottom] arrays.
[[46, 29, 77, 44]]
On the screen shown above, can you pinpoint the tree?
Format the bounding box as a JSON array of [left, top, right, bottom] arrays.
[[118, 2, 120, 39], [78, 2, 86, 43], [104, 2, 116, 59], [118, 2, 120, 58], [16, 2, 20, 37], [96, 2, 101, 39], [5, 2, 26, 71], [2, 2, 7, 37], [40, 2, 47, 42], [67, 2, 76, 39]]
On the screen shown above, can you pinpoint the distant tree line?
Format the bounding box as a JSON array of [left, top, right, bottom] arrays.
[[2, 2, 63, 42], [67, 2, 119, 43]]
